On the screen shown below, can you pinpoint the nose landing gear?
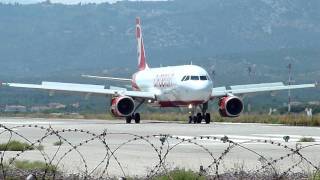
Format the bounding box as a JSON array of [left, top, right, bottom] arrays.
[[188, 102, 211, 124]]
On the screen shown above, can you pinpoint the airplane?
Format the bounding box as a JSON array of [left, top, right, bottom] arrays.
[[1, 17, 317, 124]]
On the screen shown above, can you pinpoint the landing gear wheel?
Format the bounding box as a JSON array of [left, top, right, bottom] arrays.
[[192, 116, 197, 124], [188, 116, 193, 124], [196, 113, 203, 124], [205, 113, 211, 124], [126, 116, 132, 124], [134, 113, 141, 124]]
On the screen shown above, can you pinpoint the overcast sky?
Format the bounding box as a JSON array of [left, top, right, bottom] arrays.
[[0, 0, 168, 4]]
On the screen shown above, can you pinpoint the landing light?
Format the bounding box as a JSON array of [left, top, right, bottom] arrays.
[[148, 100, 152, 103], [188, 104, 193, 109]]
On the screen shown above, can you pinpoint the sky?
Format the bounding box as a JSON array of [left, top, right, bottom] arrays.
[[0, 0, 168, 4]]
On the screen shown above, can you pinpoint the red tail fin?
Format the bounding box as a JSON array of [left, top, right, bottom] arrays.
[[136, 17, 149, 71]]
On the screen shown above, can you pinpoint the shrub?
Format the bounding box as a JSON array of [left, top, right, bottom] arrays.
[[53, 140, 63, 146], [12, 160, 57, 173], [298, 137, 315, 142], [0, 140, 43, 151], [312, 171, 320, 180]]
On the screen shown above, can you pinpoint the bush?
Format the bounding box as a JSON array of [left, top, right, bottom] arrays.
[[11, 160, 57, 173], [0, 140, 43, 151], [312, 171, 320, 180], [298, 137, 315, 142], [53, 140, 63, 146]]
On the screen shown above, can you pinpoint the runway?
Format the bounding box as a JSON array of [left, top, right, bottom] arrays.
[[0, 117, 319, 177]]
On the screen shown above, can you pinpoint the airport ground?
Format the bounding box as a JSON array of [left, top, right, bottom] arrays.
[[0, 117, 319, 178], [1, 112, 320, 127]]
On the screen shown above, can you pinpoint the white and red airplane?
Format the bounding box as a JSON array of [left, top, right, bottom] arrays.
[[1, 18, 317, 124]]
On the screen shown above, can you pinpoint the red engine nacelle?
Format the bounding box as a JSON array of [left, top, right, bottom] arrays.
[[219, 96, 244, 117], [110, 96, 135, 117]]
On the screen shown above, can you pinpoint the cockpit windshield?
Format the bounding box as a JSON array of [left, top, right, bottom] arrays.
[[200, 76, 207, 80], [181, 75, 209, 81], [191, 76, 199, 80]]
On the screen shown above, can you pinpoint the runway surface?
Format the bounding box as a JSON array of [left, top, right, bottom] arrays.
[[0, 117, 319, 177]]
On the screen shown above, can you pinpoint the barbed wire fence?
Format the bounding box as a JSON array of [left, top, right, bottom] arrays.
[[0, 123, 319, 179]]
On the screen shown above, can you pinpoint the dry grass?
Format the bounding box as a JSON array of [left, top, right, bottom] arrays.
[[1, 112, 319, 126], [142, 113, 320, 127], [152, 168, 205, 180], [225, 114, 320, 126]]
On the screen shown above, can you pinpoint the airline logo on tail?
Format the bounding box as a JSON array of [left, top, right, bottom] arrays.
[[136, 17, 149, 71]]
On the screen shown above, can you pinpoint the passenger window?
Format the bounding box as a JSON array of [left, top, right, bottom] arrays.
[[185, 76, 190, 81], [191, 76, 199, 80], [200, 76, 207, 80], [181, 76, 186, 81]]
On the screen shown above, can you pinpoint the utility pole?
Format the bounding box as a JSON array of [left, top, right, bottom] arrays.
[[247, 65, 254, 113], [287, 63, 292, 114]]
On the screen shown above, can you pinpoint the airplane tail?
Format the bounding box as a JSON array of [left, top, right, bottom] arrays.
[[136, 17, 149, 71]]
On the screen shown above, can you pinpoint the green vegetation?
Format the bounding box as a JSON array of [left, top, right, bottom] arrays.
[[311, 171, 320, 180], [298, 137, 316, 142], [0, 140, 43, 151], [10, 160, 57, 173], [53, 140, 63, 146], [153, 169, 205, 180]]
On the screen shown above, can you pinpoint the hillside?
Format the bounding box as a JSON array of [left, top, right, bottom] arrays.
[[0, 0, 319, 112], [0, 0, 319, 78]]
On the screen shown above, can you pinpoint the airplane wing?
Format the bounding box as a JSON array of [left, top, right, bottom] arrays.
[[1, 81, 155, 99], [211, 82, 316, 97], [81, 75, 132, 82]]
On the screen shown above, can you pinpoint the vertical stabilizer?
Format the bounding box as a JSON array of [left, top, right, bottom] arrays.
[[136, 17, 149, 71]]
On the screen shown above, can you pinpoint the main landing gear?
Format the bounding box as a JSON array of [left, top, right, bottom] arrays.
[[188, 102, 211, 124], [126, 113, 140, 124], [125, 99, 145, 124]]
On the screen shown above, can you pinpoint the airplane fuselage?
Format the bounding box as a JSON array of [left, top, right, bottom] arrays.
[[132, 65, 213, 107]]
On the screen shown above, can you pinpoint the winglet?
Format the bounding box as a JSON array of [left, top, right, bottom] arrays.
[[136, 17, 149, 71]]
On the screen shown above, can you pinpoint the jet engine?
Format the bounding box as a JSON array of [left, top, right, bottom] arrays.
[[218, 96, 243, 117], [110, 96, 135, 117]]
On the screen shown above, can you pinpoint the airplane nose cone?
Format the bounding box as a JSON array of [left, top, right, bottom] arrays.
[[191, 81, 211, 91], [188, 81, 212, 100]]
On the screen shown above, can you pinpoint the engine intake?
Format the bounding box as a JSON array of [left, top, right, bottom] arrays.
[[219, 96, 243, 117], [110, 96, 135, 117]]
